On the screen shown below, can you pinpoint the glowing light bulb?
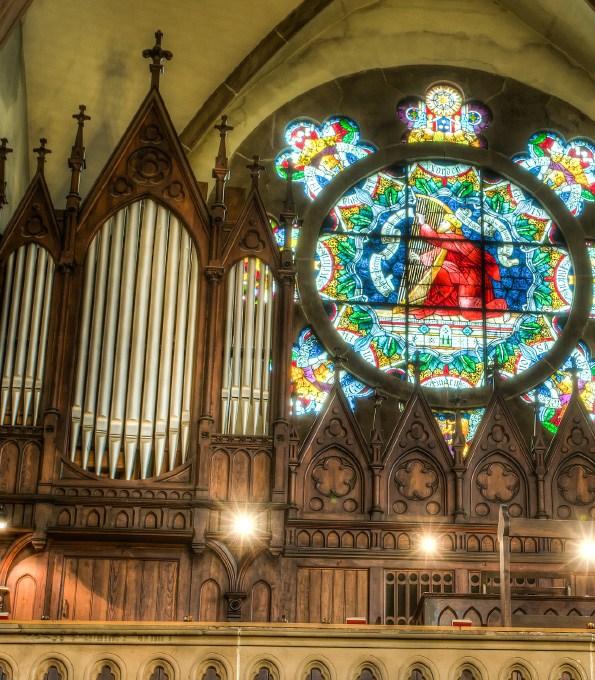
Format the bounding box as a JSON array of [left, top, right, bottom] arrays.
[[233, 513, 256, 537], [0, 520, 6, 530], [421, 536, 438, 553], [580, 540, 595, 560]]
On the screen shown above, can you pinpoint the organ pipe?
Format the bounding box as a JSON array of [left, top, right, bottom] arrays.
[[221, 257, 274, 436], [94, 209, 125, 474], [0, 245, 55, 427], [109, 201, 141, 478], [69, 199, 198, 479]]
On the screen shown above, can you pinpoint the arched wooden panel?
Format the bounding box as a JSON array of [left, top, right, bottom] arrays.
[[211, 450, 230, 501], [481, 536, 494, 552], [383, 533, 396, 550], [327, 531, 339, 548], [231, 450, 250, 501], [252, 452, 271, 502], [0, 441, 18, 493], [250, 580, 271, 622], [18, 441, 40, 494], [199, 579, 220, 622], [13, 573, 36, 620]]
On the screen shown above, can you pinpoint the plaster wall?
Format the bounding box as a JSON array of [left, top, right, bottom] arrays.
[[187, 0, 595, 183], [0, 22, 29, 233]]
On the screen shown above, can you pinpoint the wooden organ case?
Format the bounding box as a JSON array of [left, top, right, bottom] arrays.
[[1, 32, 595, 627]]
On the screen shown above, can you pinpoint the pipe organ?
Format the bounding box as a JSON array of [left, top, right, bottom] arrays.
[[0, 243, 54, 426], [220, 257, 274, 436], [70, 199, 199, 479], [2, 32, 595, 636]]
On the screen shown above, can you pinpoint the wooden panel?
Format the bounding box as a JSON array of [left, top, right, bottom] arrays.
[[17, 442, 40, 494], [231, 450, 250, 501], [199, 579, 220, 622], [12, 574, 36, 620], [252, 452, 271, 502], [297, 568, 368, 623], [211, 450, 230, 500], [250, 581, 271, 622], [0, 441, 18, 493], [59, 556, 179, 622]]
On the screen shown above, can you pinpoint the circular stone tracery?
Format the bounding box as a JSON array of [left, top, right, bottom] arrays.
[[297, 145, 591, 408]]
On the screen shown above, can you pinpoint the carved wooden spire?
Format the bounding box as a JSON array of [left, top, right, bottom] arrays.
[[0, 137, 13, 208], [142, 30, 173, 90], [410, 350, 422, 386], [246, 155, 265, 189], [211, 115, 233, 226], [280, 160, 297, 251], [67, 105, 90, 206], [568, 358, 581, 396], [33, 138, 51, 174], [332, 346, 347, 385]]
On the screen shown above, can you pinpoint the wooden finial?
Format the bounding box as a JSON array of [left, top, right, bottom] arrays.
[[33, 138, 51, 174], [490, 356, 501, 390], [246, 155, 265, 189], [0, 138, 13, 208], [333, 347, 347, 385], [283, 161, 296, 215], [280, 161, 297, 250], [568, 358, 581, 396], [371, 387, 386, 434], [68, 105, 91, 202], [410, 350, 422, 386], [212, 115, 233, 221], [142, 30, 173, 90], [450, 390, 468, 464]]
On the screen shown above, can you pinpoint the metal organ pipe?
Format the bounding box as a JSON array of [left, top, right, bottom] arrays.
[[69, 199, 198, 479], [154, 216, 180, 476], [221, 257, 273, 436], [94, 209, 125, 475], [1, 247, 26, 424], [109, 201, 141, 478], [0, 245, 55, 427], [139, 205, 169, 479], [168, 229, 191, 469], [181, 249, 198, 461]]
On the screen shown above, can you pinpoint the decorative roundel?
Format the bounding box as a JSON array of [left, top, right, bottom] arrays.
[[297, 145, 591, 408], [425, 84, 463, 117]]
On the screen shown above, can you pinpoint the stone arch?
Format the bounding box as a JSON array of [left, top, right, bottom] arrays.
[[0, 656, 15, 680], [450, 661, 485, 680], [192, 657, 232, 680], [498, 659, 537, 680], [244, 658, 282, 680], [398, 657, 439, 680], [84, 656, 125, 680], [348, 658, 388, 680], [30, 656, 72, 680], [547, 660, 587, 680], [296, 658, 335, 680], [137, 657, 177, 680]]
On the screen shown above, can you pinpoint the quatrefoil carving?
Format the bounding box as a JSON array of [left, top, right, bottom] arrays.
[[311, 455, 356, 498]]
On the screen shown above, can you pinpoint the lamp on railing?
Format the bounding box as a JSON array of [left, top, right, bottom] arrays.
[[420, 535, 438, 554], [0, 505, 8, 530], [579, 539, 595, 561]]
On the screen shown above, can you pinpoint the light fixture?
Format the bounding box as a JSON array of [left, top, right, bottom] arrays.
[[0, 506, 8, 530], [232, 512, 257, 538], [420, 535, 438, 553], [579, 539, 595, 560]]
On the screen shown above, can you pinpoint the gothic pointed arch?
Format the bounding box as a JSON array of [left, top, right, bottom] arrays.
[[382, 385, 454, 517], [296, 382, 371, 518], [465, 389, 533, 519]]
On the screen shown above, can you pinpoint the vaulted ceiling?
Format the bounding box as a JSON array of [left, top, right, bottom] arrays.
[[4, 0, 595, 209]]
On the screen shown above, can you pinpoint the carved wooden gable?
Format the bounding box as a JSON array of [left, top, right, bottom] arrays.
[[382, 386, 453, 518], [545, 392, 595, 519], [221, 182, 282, 275], [297, 384, 370, 518], [0, 167, 62, 263], [77, 88, 210, 262], [465, 390, 533, 520]]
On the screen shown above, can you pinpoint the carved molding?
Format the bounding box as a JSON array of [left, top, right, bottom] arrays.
[[394, 460, 438, 501], [476, 461, 519, 503], [311, 456, 356, 499]]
